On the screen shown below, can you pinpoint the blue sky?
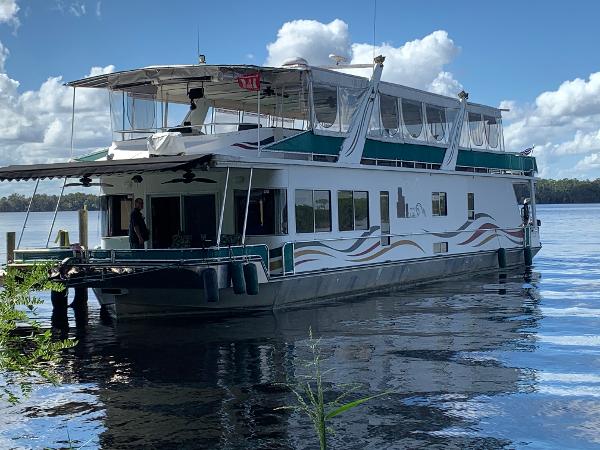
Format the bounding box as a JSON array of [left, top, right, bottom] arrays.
[[0, 0, 600, 185]]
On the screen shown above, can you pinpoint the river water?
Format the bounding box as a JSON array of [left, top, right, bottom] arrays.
[[0, 204, 599, 449]]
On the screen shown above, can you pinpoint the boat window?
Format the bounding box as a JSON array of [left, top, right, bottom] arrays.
[[295, 190, 331, 233], [433, 242, 449, 253], [467, 192, 475, 220], [338, 190, 369, 231], [432, 192, 447, 216], [127, 94, 156, 131], [339, 88, 365, 133], [312, 85, 338, 128], [402, 99, 423, 139], [100, 194, 133, 237], [426, 105, 446, 141], [235, 189, 288, 236], [295, 189, 315, 233], [380, 191, 390, 246], [110, 91, 157, 139], [380, 94, 400, 136], [338, 190, 354, 231], [484, 115, 499, 148], [354, 191, 369, 230], [468, 112, 484, 146], [314, 190, 332, 232]]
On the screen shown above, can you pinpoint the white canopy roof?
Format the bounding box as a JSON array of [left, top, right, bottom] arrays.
[[66, 63, 501, 118]]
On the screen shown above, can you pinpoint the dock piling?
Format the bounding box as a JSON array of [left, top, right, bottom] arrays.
[[50, 288, 68, 310], [71, 287, 88, 308], [78, 206, 88, 249], [6, 231, 15, 264]]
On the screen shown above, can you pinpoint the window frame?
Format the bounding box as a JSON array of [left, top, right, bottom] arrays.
[[401, 99, 424, 139], [295, 189, 332, 234], [314, 190, 332, 232], [467, 192, 475, 220], [432, 192, 448, 217], [433, 242, 449, 254], [380, 191, 390, 246], [338, 190, 370, 231], [426, 104, 446, 142], [380, 94, 400, 136]]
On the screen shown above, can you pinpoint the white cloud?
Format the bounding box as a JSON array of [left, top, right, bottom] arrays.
[[575, 153, 600, 171], [0, 41, 8, 72], [266, 21, 461, 96], [0, 40, 114, 174], [502, 71, 600, 179], [69, 1, 85, 17], [54, 1, 88, 17], [0, 0, 19, 26], [266, 19, 350, 67], [95, 0, 101, 17], [348, 31, 461, 95]]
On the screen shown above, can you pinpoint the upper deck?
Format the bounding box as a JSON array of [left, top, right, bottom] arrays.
[[65, 62, 534, 175]]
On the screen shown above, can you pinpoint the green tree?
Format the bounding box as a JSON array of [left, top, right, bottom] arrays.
[[0, 264, 76, 403]]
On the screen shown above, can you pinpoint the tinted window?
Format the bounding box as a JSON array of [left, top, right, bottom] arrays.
[[234, 189, 288, 236], [468, 112, 484, 146], [402, 99, 423, 138], [432, 192, 447, 217], [426, 105, 446, 141], [339, 88, 364, 133], [313, 85, 337, 128], [338, 190, 354, 231], [314, 190, 332, 232], [295, 189, 314, 233], [380, 94, 399, 135], [467, 192, 475, 220], [354, 191, 369, 230], [484, 115, 499, 148]]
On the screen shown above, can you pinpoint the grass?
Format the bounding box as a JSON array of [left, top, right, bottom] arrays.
[[276, 327, 390, 449]]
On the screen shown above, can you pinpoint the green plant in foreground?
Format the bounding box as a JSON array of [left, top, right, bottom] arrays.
[[276, 328, 390, 450], [0, 263, 77, 404]]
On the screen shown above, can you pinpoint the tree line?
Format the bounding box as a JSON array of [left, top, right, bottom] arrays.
[[0, 193, 100, 212], [0, 179, 598, 212], [535, 178, 600, 204]]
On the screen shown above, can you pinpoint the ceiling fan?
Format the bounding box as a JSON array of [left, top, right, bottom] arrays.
[[260, 86, 289, 100], [65, 175, 113, 188], [162, 169, 216, 185]]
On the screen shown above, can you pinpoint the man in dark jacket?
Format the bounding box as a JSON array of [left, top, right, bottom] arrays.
[[129, 198, 149, 249]]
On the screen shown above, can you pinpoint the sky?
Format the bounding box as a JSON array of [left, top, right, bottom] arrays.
[[1, 0, 600, 197]]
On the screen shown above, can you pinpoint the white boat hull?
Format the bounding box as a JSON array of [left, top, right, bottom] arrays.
[[94, 246, 538, 319]]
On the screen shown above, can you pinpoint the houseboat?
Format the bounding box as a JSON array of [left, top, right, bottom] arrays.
[[0, 56, 541, 318]]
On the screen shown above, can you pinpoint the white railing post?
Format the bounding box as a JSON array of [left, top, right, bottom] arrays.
[[241, 167, 254, 244], [216, 167, 230, 247]]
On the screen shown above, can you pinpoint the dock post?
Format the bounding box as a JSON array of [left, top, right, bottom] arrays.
[[50, 288, 68, 310], [78, 205, 88, 249], [71, 286, 88, 308], [6, 231, 15, 264]]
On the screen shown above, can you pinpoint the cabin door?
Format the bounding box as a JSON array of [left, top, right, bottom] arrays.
[[183, 194, 217, 247], [150, 196, 181, 249]]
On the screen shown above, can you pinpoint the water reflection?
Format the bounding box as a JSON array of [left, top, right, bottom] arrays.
[[32, 269, 539, 449]]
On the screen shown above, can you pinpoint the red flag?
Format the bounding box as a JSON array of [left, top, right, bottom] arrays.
[[237, 73, 261, 91]]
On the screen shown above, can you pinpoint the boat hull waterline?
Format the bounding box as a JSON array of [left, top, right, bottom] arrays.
[[92, 247, 537, 319]]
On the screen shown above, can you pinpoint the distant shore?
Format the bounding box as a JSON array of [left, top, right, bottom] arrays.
[[0, 193, 99, 212], [0, 178, 598, 212]]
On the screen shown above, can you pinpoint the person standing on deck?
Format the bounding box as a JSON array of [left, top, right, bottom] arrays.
[[129, 198, 149, 249]]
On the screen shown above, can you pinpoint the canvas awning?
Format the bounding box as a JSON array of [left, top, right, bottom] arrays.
[[0, 154, 213, 181]]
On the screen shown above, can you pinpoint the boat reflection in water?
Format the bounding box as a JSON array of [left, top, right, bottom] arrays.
[[50, 269, 540, 449]]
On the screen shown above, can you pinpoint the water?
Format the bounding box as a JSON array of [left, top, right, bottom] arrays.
[[1, 205, 599, 449]]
